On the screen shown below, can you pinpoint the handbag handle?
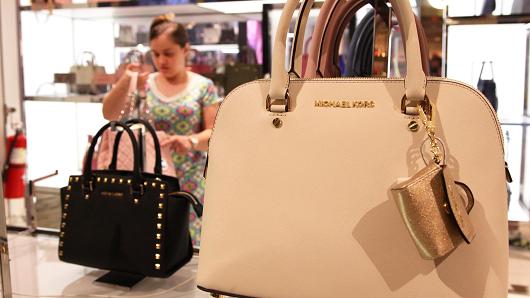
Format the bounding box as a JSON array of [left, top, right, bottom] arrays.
[[478, 61, 494, 80], [109, 118, 163, 175], [291, 0, 430, 78], [269, 0, 426, 113], [78, 51, 96, 67], [83, 121, 143, 194]]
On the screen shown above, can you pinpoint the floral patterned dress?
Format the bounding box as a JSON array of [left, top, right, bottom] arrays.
[[146, 71, 220, 246]]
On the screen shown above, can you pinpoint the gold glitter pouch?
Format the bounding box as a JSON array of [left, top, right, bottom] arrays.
[[391, 162, 476, 259], [391, 103, 476, 260]]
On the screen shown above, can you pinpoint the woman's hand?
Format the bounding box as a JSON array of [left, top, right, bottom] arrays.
[[126, 63, 152, 92], [160, 135, 192, 155]]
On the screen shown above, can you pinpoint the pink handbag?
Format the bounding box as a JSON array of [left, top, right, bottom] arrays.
[[95, 119, 176, 177], [290, 0, 430, 78]]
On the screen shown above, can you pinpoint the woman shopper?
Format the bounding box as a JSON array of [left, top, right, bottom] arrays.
[[102, 13, 221, 246]]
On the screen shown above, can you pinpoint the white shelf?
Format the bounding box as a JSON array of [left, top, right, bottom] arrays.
[[116, 44, 240, 54], [500, 116, 530, 126], [24, 95, 104, 103], [20, 3, 260, 22]]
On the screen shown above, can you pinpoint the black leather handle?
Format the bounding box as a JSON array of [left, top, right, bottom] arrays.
[[169, 191, 203, 217], [84, 121, 142, 192], [109, 119, 163, 175]]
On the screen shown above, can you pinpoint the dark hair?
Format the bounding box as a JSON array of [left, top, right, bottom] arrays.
[[149, 13, 189, 47]]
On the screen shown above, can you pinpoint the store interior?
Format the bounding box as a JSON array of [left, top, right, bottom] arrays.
[[0, 0, 530, 296]]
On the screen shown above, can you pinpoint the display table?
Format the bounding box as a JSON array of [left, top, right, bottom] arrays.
[[8, 233, 209, 297]]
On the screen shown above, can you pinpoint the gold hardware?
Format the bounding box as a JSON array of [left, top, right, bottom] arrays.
[[101, 191, 124, 198], [156, 243, 161, 250], [161, 184, 166, 190], [69, 177, 73, 182], [85, 194, 90, 200], [97, 177, 101, 182], [155, 264, 160, 270], [443, 202, 451, 215], [67, 185, 71, 191], [61, 222, 66, 228], [144, 181, 148, 186], [103, 178, 108, 183], [119, 178, 124, 184], [158, 203, 163, 209], [155, 253, 160, 260], [60, 232, 65, 237], [134, 199, 139, 204], [314, 100, 376, 108], [152, 182, 157, 188], [64, 204, 69, 210], [157, 223, 162, 229], [156, 233, 161, 240], [111, 178, 116, 183], [266, 92, 290, 112], [272, 118, 283, 128], [159, 193, 164, 199], [408, 121, 419, 132], [127, 179, 132, 184], [59, 250, 64, 257], [62, 213, 67, 219], [418, 103, 442, 164], [75, 177, 79, 182], [157, 213, 162, 219], [65, 194, 70, 200], [59, 241, 63, 247]]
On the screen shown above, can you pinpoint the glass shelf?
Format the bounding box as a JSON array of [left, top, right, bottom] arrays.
[[19, 2, 259, 22], [24, 95, 104, 103], [500, 116, 530, 126]]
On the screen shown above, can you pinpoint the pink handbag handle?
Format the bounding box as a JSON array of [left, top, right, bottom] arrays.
[[111, 119, 163, 174], [269, 0, 427, 113], [291, 0, 430, 78]]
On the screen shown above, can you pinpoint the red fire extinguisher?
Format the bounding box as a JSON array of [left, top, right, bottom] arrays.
[[3, 129, 27, 199]]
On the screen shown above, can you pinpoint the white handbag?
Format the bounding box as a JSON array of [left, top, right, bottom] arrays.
[[197, 0, 509, 296]]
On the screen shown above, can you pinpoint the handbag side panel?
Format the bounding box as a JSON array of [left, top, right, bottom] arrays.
[[197, 78, 508, 297]]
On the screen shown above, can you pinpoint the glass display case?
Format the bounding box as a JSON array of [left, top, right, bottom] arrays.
[[18, 2, 263, 231]]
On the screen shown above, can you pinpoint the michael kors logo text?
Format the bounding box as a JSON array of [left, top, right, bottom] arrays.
[[100, 191, 125, 198], [314, 100, 376, 108]]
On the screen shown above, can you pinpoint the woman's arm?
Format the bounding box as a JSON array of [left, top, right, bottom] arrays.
[[191, 103, 219, 151], [102, 73, 132, 121], [102, 64, 150, 120], [160, 103, 220, 154]]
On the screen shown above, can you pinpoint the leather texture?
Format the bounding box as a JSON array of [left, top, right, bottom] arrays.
[[197, 0, 508, 296], [59, 121, 199, 278], [293, 0, 430, 78], [110, 120, 176, 177], [198, 77, 507, 297]]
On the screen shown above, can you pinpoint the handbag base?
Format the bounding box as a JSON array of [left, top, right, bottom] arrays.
[[197, 285, 254, 298], [95, 271, 145, 288]]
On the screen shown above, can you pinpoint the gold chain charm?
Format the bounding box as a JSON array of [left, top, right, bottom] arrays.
[[418, 103, 442, 164]]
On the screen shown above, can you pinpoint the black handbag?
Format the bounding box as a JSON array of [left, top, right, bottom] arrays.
[[58, 120, 202, 280], [477, 61, 498, 111], [481, 0, 496, 15]]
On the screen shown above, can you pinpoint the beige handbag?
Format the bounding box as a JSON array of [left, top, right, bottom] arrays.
[[197, 0, 509, 296]]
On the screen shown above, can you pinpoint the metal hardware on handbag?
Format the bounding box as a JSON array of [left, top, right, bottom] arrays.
[[197, 0, 508, 296], [59, 121, 202, 282], [391, 104, 476, 260]]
